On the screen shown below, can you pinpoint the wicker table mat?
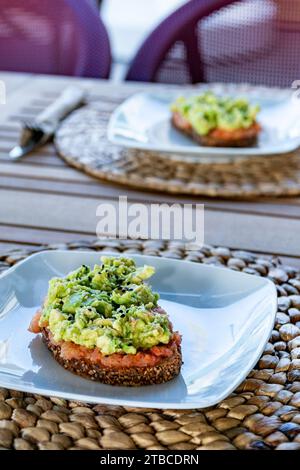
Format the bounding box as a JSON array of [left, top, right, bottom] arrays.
[[55, 102, 300, 200], [1, 239, 300, 451]]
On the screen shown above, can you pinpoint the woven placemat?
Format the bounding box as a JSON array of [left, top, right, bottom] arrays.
[[1, 239, 300, 451], [55, 96, 300, 200]]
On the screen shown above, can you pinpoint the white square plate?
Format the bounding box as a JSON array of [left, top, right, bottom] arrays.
[[108, 85, 300, 163], [0, 250, 277, 409]]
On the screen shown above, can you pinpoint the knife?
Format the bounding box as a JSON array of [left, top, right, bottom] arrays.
[[9, 86, 86, 160]]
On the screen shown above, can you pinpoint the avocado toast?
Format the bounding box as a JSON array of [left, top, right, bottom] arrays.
[[29, 256, 182, 386], [171, 91, 261, 147]]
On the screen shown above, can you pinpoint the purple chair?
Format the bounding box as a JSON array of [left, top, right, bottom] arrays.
[[126, 0, 300, 87], [0, 0, 111, 78]]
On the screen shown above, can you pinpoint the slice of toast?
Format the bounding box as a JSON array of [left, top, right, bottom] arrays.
[[42, 327, 182, 386], [172, 111, 260, 148]]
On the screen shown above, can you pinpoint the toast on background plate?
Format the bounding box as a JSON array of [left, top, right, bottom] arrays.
[[171, 91, 261, 148], [29, 256, 182, 386]]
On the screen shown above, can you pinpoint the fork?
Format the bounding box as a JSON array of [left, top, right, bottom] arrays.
[[9, 86, 86, 159]]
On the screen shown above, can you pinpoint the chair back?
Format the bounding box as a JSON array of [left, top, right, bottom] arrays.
[[126, 0, 300, 87], [0, 0, 111, 78]]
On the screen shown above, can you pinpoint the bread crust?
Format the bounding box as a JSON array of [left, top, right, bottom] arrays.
[[42, 328, 182, 386], [171, 111, 260, 147]]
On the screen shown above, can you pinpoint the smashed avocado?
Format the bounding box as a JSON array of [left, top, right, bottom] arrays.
[[40, 256, 171, 355], [171, 91, 260, 135]]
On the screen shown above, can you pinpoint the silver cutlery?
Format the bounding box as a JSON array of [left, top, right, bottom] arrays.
[[9, 85, 86, 160]]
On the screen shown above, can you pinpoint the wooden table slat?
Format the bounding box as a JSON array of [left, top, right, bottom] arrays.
[[0, 224, 95, 245], [0, 187, 299, 257], [1, 172, 300, 218]]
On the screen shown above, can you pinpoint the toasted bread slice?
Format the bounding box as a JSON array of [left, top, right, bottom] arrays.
[[171, 111, 260, 148], [42, 327, 182, 386]]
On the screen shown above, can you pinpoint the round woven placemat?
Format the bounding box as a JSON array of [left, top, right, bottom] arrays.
[[55, 101, 300, 200], [1, 239, 300, 451]]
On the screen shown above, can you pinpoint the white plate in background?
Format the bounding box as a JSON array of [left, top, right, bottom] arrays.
[[108, 84, 300, 163]]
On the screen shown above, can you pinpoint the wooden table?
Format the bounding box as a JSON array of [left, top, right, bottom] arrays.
[[0, 71, 299, 266]]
